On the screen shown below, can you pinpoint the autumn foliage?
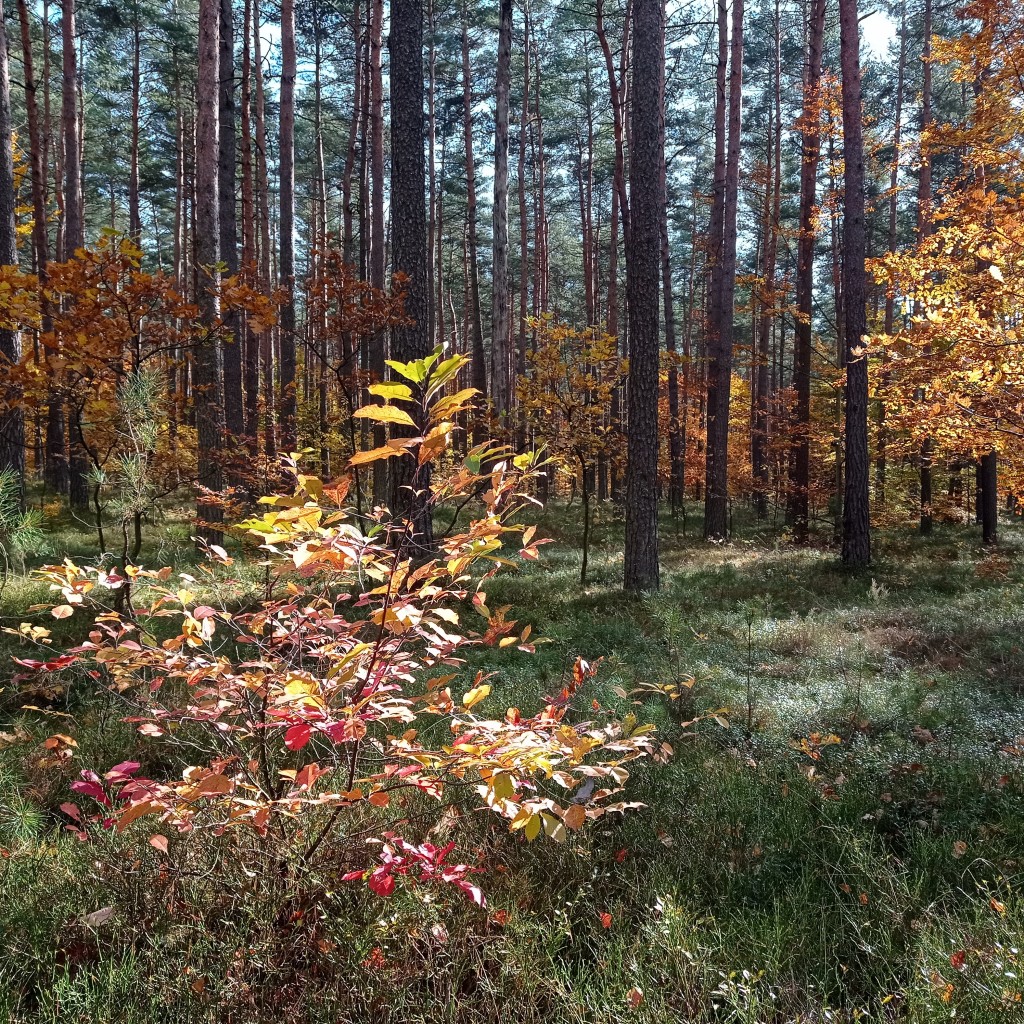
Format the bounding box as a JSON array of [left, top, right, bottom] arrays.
[[15, 352, 662, 907]]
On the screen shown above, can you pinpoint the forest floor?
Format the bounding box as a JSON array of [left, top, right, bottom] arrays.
[[2, 500, 1024, 1023]]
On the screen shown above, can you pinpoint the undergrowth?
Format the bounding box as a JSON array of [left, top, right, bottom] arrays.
[[1, 500, 1023, 1023]]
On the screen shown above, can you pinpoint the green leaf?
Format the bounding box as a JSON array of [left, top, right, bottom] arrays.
[[386, 357, 429, 384], [425, 354, 470, 399]]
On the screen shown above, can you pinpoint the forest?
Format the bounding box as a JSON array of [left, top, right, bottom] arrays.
[[0, 0, 1023, 1019]]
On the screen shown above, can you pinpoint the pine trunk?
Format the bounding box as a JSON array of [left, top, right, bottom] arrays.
[[461, 16, 487, 400], [788, 0, 825, 541], [839, 0, 871, 566], [240, 0, 259, 452], [195, 0, 225, 542], [278, 0, 297, 451], [704, 0, 743, 541], [0, 0, 23, 486], [623, 0, 661, 591], [490, 0, 513, 421], [219, 0, 243, 441], [389, 0, 433, 546]]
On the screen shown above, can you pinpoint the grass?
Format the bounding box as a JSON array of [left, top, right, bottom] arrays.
[[2, 497, 1024, 1022]]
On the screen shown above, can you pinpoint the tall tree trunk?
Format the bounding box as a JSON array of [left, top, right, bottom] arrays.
[[61, 0, 82, 254], [917, 0, 934, 535], [341, 0, 362, 267], [623, 0, 661, 591], [980, 451, 997, 545], [240, 0, 259, 452], [534, 37, 547, 316], [195, 0, 225, 542], [752, 0, 781, 521], [0, 0, 22, 487], [490, 0, 513, 420], [597, 1, 630, 503], [788, 0, 825, 541], [128, 18, 142, 243], [426, 0, 438, 347], [596, 0, 631, 252], [516, 3, 531, 435], [219, 0, 243, 441], [369, 0, 387, 498], [461, 15, 487, 399], [312, 16, 330, 477], [704, 0, 743, 541], [61, 0, 88, 508], [278, 0, 297, 451], [702, 0, 727, 529], [877, 2, 906, 505], [17, 0, 48, 485], [389, 0, 433, 545], [253, 0, 274, 458], [839, 0, 871, 566], [659, 6, 682, 511]]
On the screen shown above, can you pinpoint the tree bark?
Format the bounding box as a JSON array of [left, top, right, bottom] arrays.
[[389, 0, 433, 545], [369, 0, 387, 498], [980, 451, 997, 545], [839, 0, 871, 566], [461, 15, 487, 399], [0, 0, 23, 487], [195, 0, 225, 542], [752, 0, 781, 521], [516, 3, 531, 433], [704, 0, 743, 541], [16, 0, 48, 487], [61, 0, 89, 507], [491, 0, 513, 419], [128, 17, 142, 243], [917, 0, 934, 535], [623, 0, 661, 591], [278, 0, 297, 451], [659, 4, 682, 511], [240, 0, 259, 452], [878, 1, 906, 507], [252, 0, 274, 458], [218, 0, 243, 441], [788, 0, 825, 541]]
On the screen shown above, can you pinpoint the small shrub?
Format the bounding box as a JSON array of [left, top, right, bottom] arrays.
[[18, 350, 662, 908]]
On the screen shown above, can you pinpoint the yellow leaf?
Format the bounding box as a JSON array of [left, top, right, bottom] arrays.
[[348, 445, 408, 467], [524, 812, 541, 842], [490, 771, 515, 802], [351, 404, 418, 429], [367, 382, 414, 402], [462, 683, 491, 709]]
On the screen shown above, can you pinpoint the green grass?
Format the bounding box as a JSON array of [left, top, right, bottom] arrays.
[[2, 499, 1024, 1022]]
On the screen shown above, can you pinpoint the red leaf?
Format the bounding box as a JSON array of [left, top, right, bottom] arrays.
[[149, 834, 169, 854], [284, 723, 312, 750], [368, 868, 396, 897], [60, 802, 82, 822], [70, 780, 109, 805]]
